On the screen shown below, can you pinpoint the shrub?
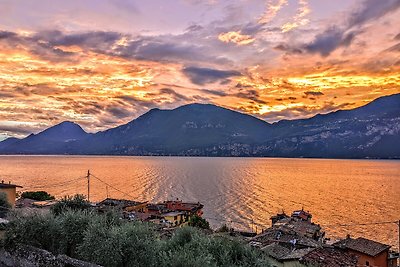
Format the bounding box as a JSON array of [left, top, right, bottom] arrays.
[[188, 215, 210, 230], [78, 220, 160, 267], [0, 192, 11, 218], [215, 224, 231, 233], [4, 210, 271, 267], [4, 212, 61, 252], [21, 191, 55, 201], [51, 194, 90, 215], [160, 227, 214, 267], [162, 227, 271, 267], [57, 210, 93, 258]]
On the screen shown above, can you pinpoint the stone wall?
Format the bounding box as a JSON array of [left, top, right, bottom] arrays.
[[0, 245, 102, 267]]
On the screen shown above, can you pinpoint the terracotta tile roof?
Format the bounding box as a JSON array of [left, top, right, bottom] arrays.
[[282, 247, 315, 260], [261, 243, 314, 261], [251, 228, 321, 249], [261, 243, 291, 260], [0, 182, 22, 188], [300, 247, 358, 267], [334, 237, 391, 257]]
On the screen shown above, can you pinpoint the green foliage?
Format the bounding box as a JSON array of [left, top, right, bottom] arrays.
[[4, 212, 61, 252], [51, 194, 90, 215], [4, 210, 271, 267], [0, 192, 11, 218], [188, 215, 210, 229], [162, 227, 270, 267], [21, 191, 55, 201], [215, 224, 231, 233], [57, 210, 92, 258], [79, 221, 160, 267]]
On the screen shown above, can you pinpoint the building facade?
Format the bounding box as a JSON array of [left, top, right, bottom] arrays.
[[0, 181, 22, 207]]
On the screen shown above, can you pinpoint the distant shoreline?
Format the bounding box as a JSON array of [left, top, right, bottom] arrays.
[[0, 154, 399, 161]]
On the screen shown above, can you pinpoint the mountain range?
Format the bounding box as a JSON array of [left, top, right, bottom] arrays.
[[1, 93, 399, 158]]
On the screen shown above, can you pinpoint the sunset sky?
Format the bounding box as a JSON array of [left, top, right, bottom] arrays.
[[1, 0, 399, 140]]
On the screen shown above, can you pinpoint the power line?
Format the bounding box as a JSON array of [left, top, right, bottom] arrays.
[[323, 221, 399, 227], [19, 170, 398, 243], [22, 176, 86, 190], [90, 172, 137, 200]]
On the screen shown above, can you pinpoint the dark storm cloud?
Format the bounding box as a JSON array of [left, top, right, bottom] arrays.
[[122, 35, 232, 65], [0, 91, 17, 98], [304, 28, 359, 56], [281, 0, 400, 57], [182, 66, 241, 85], [274, 44, 303, 54], [0, 125, 35, 135], [0, 120, 56, 136], [116, 95, 152, 106], [0, 28, 234, 65], [262, 102, 355, 122], [240, 22, 265, 36], [134, 42, 202, 62], [107, 107, 132, 119], [384, 43, 400, 52], [200, 89, 228, 97], [0, 30, 17, 39], [347, 0, 400, 28], [233, 89, 267, 105], [35, 30, 123, 50], [304, 91, 324, 96], [158, 88, 191, 101], [0, 30, 79, 62]]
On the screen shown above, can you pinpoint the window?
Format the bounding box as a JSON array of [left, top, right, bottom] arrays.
[[366, 261, 369, 266]]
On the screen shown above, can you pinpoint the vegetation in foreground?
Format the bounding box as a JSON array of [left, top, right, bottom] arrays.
[[21, 191, 55, 201], [0, 192, 11, 218], [50, 194, 91, 215], [3, 195, 271, 267]]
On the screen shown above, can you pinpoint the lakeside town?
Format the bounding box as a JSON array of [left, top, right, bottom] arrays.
[[0, 180, 399, 267]]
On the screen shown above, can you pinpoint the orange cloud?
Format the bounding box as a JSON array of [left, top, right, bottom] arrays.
[[281, 0, 311, 32], [218, 31, 255, 46], [258, 0, 288, 24]]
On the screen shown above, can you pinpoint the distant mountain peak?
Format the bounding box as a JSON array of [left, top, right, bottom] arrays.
[[55, 121, 81, 127], [175, 103, 222, 110], [0, 94, 399, 158], [26, 120, 89, 142]]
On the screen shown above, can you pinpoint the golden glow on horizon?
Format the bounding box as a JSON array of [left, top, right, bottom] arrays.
[[0, 30, 399, 137]]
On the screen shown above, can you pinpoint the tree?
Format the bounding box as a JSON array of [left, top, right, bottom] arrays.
[[188, 215, 210, 230], [0, 192, 11, 218], [21, 191, 55, 201], [51, 194, 90, 215], [4, 210, 272, 267]]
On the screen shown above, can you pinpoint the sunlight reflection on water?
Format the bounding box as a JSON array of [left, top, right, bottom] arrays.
[[1, 156, 399, 249]]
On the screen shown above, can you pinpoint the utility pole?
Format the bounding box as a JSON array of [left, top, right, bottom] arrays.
[[398, 220, 400, 257], [86, 170, 90, 202]]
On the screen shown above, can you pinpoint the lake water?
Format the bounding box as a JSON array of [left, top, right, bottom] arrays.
[[0, 156, 399, 249]]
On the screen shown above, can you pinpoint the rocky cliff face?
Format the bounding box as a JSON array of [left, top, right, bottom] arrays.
[[0, 245, 102, 267]]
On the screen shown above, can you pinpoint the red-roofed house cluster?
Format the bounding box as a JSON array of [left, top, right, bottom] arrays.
[[96, 198, 204, 228], [249, 209, 399, 267]]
